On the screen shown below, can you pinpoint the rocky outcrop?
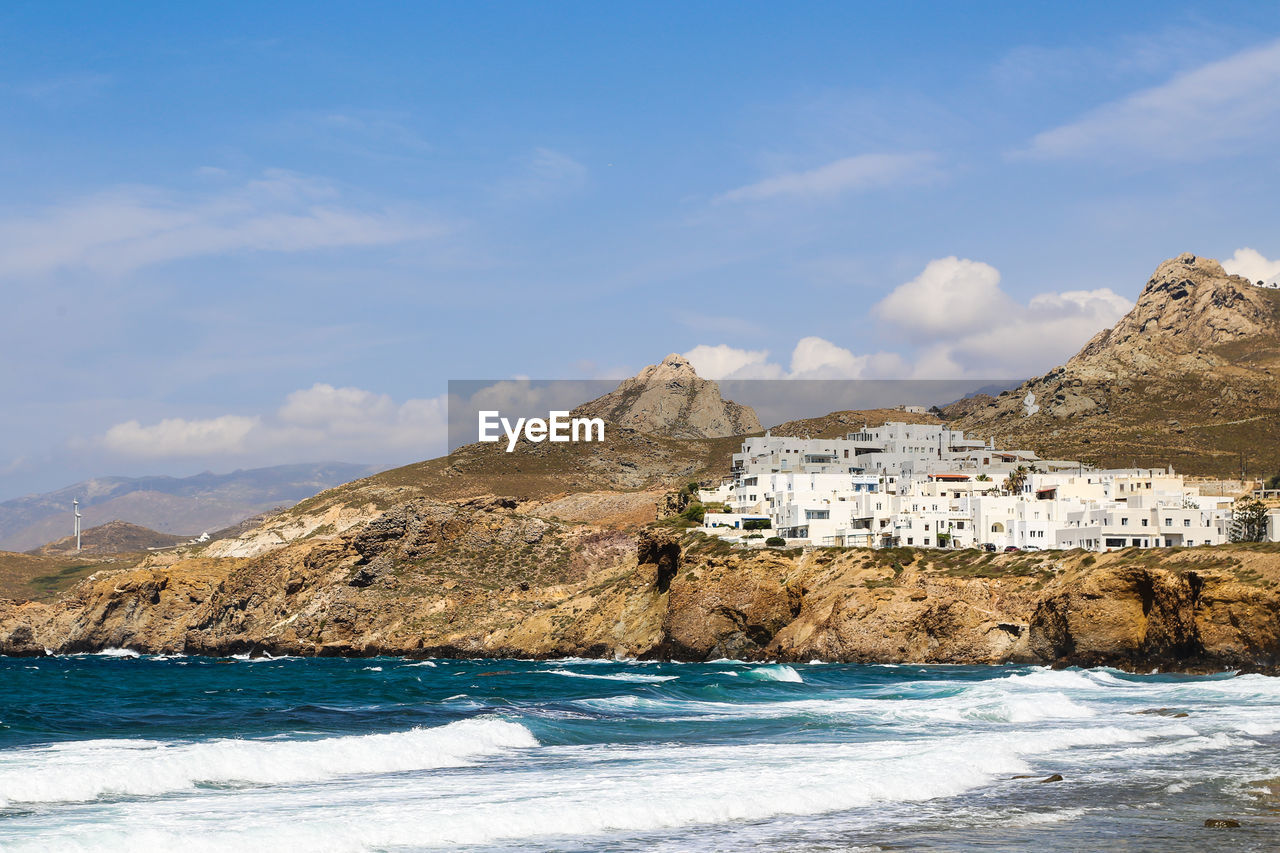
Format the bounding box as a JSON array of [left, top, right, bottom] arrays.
[[1030, 559, 1280, 671], [575, 354, 762, 439], [4, 503, 1278, 671], [950, 253, 1280, 477]]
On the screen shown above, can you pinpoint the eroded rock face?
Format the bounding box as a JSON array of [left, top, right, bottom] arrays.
[[575, 354, 762, 439], [1029, 562, 1280, 672], [2, 515, 1278, 672]]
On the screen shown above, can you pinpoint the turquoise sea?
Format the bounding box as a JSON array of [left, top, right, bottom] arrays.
[[0, 655, 1276, 851]]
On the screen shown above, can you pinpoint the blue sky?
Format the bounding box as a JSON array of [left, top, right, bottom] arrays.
[[3, 1, 1280, 498]]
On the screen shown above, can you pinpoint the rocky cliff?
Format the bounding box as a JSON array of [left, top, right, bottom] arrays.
[[3, 499, 1277, 672], [575, 353, 762, 439], [952, 253, 1280, 477]]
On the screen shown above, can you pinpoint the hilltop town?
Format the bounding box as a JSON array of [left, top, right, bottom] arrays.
[[699, 421, 1278, 551]]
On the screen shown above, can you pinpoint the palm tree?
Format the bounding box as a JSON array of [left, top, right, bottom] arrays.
[[1003, 465, 1029, 495]]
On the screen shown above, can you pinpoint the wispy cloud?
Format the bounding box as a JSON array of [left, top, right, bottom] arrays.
[[1022, 37, 1280, 161], [0, 170, 449, 278], [99, 383, 446, 461], [716, 152, 939, 203], [497, 147, 588, 201]]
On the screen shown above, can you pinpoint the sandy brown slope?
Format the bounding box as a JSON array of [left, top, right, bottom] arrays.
[[950, 253, 1280, 477]]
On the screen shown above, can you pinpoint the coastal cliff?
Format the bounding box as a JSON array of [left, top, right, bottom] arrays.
[[3, 499, 1277, 671]]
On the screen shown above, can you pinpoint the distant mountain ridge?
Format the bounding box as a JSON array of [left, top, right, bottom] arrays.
[[0, 462, 376, 552]]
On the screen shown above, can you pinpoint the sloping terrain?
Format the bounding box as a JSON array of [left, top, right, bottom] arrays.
[[0, 462, 375, 551], [2, 507, 1277, 672], [951, 254, 1280, 477], [34, 521, 188, 555], [0, 551, 135, 602]]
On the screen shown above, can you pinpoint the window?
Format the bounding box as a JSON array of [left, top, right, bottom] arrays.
[[1184, 518, 1191, 527], [907, 537, 914, 545], [1165, 518, 1173, 526], [1141, 518, 1148, 527], [1121, 517, 1129, 526]]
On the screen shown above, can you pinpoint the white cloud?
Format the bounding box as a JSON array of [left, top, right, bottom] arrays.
[[1223, 247, 1280, 285], [98, 384, 446, 461], [102, 415, 261, 457], [688, 257, 1133, 381], [916, 287, 1134, 377], [684, 338, 907, 380], [874, 257, 1010, 337], [717, 152, 938, 203], [874, 258, 1132, 376], [0, 170, 446, 278], [683, 344, 779, 379], [1024, 37, 1280, 160]]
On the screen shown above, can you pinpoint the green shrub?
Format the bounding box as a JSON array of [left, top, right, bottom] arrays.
[[680, 503, 706, 524], [765, 536, 786, 547]]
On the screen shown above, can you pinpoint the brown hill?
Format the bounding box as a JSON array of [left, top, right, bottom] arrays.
[[769, 408, 943, 440], [574, 353, 762, 438], [950, 253, 1280, 477], [35, 521, 189, 556]]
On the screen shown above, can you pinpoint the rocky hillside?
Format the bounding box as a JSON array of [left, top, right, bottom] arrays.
[[951, 253, 1280, 477], [2, 501, 1277, 672], [34, 521, 188, 556], [189, 357, 766, 560], [575, 353, 762, 438]]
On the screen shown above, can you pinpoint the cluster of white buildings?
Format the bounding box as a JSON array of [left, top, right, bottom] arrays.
[[699, 422, 1280, 551]]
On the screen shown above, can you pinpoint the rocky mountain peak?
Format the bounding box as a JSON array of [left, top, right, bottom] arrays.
[[1076, 252, 1274, 362], [575, 355, 762, 439], [950, 252, 1280, 469]]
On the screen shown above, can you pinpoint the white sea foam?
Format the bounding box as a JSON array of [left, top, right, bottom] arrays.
[[538, 669, 678, 683], [1115, 732, 1252, 758], [92, 647, 141, 658], [1, 725, 1154, 852], [741, 664, 803, 683], [0, 718, 536, 807], [403, 660, 438, 667]]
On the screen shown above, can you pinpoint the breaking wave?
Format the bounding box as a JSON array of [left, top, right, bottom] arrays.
[[0, 718, 536, 807]]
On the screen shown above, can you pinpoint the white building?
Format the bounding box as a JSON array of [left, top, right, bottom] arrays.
[[701, 421, 1236, 552]]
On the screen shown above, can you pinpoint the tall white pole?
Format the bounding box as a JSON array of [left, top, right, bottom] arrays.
[[74, 499, 81, 552]]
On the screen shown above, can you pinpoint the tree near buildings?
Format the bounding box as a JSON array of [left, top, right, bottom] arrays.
[[1229, 496, 1268, 543]]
